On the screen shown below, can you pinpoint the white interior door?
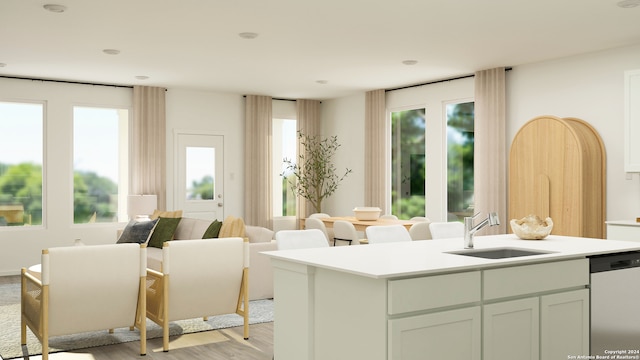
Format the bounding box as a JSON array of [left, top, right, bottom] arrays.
[[175, 133, 224, 220]]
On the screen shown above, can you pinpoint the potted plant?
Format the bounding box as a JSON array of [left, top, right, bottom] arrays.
[[282, 131, 351, 214]]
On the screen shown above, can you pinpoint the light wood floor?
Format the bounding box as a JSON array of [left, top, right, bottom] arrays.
[[1, 275, 274, 360]]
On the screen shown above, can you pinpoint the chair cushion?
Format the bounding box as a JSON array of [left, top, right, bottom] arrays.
[[148, 217, 182, 248], [117, 219, 158, 244], [202, 220, 223, 239]]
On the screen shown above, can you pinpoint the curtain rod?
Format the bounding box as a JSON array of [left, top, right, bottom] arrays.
[[0, 75, 133, 89], [385, 67, 512, 92]]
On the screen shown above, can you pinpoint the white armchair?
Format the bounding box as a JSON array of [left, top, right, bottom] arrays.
[[146, 237, 249, 351], [21, 243, 147, 360]]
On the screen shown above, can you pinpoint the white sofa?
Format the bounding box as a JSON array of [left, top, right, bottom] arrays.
[[146, 217, 275, 301]]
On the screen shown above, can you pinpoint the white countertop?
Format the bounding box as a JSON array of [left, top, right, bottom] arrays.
[[263, 234, 640, 279]]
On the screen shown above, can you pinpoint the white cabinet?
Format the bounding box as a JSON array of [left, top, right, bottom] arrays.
[[483, 289, 589, 360], [389, 307, 481, 360], [606, 220, 640, 242], [540, 289, 590, 359], [271, 256, 590, 360], [484, 297, 539, 360]]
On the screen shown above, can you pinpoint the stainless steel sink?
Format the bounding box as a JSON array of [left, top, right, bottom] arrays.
[[446, 247, 555, 259]]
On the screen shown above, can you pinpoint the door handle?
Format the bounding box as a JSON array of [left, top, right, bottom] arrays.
[[218, 203, 223, 207]]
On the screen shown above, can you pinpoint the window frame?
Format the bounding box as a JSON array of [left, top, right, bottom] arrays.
[[71, 105, 129, 225], [0, 99, 46, 230]]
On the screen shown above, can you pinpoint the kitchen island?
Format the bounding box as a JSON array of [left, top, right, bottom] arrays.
[[264, 234, 640, 360]]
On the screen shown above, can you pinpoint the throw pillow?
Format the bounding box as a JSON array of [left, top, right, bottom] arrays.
[[147, 217, 182, 248], [150, 209, 183, 220], [117, 219, 159, 244], [218, 215, 246, 238], [202, 219, 223, 239]]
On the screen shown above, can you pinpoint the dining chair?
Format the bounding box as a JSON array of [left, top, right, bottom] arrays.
[[429, 221, 465, 239], [410, 216, 430, 222], [365, 225, 412, 245], [276, 229, 330, 250], [379, 214, 399, 220], [409, 221, 432, 240], [308, 213, 330, 218], [304, 217, 331, 243], [333, 220, 361, 246]]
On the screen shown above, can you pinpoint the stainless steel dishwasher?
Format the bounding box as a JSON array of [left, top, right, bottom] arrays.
[[590, 251, 640, 356]]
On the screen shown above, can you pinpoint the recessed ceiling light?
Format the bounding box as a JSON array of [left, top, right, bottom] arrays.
[[617, 0, 640, 7], [43, 4, 67, 13], [238, 32, 259, 39], [402, 60, 418, 66], [135, 75, 149, 80], [103, 49, 120, 55]]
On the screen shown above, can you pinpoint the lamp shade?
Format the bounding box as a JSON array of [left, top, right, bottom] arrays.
[[127, 195, 157, 220]]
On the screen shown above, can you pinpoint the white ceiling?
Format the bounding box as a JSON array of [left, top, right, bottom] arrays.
[[1, 0, 640, 100]]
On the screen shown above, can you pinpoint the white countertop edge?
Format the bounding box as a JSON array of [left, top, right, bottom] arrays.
[[606, 220, 640, 226], [263, 234, 640, 279]]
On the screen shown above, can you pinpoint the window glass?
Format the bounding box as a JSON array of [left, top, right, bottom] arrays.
[[446, 102, 474, 221], [273, 118, 297, 216], [186, 146, 215, 200], [391, 108, 426, 219], [73, 106, 128, 223], [0, 102, 44, 226]]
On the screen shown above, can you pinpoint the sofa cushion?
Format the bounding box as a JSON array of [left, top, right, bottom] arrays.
[[117, 219, 158, 244], [219, 216, 246, 238], [148, 217, 182, 248], [173, 217, 211, 240], [203, 220, 223, 239], [245, 225, 274, 243]]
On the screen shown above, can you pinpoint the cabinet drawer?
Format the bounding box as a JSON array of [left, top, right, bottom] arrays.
[[484, 259, 588, 300], [388, 271, 481, 315]]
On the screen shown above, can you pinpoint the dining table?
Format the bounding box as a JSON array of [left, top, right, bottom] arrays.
[[299, 216, 418, 232]]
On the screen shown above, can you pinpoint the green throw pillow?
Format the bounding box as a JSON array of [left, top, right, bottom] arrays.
[[147, 217, 182, 248], [117, 219, 158, 244], [202, 220, 223, 239]]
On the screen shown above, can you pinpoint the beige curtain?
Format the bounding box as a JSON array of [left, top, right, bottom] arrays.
[[244, 95, 273, 228], [296, 99, 321, 218], [364, 89, 386, 210], [131, 86, 167, 210], [474, 68, 507, 234]]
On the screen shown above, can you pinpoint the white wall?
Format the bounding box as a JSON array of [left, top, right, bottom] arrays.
[[164, 89, 245, 217], [507, 44, 640, 221], [2, 43, 639, 275], [321, 93, 366, 217], [323, 43, 640, 224], [0, 78, 133, 274]]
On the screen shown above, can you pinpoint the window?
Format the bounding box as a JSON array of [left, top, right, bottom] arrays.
[[273, 118, 297, 216], [446, 102, 474, 220], [185, 146, 215, 200], [391, 108, 426, 219], [0, 101, 44, 226], [390, 102, 474, 222], [73, 106, 128, 223]]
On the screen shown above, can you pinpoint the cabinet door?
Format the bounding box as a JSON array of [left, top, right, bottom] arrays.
[[540, 289, 589, 359], [484, 297, 539, 360], [388, 307, 481, 360]]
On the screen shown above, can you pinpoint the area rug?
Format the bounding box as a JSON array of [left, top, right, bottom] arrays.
[[0, 279, 273, 360]]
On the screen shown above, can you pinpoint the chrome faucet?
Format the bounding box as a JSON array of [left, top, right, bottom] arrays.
[[464, 212, 500, 249]]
